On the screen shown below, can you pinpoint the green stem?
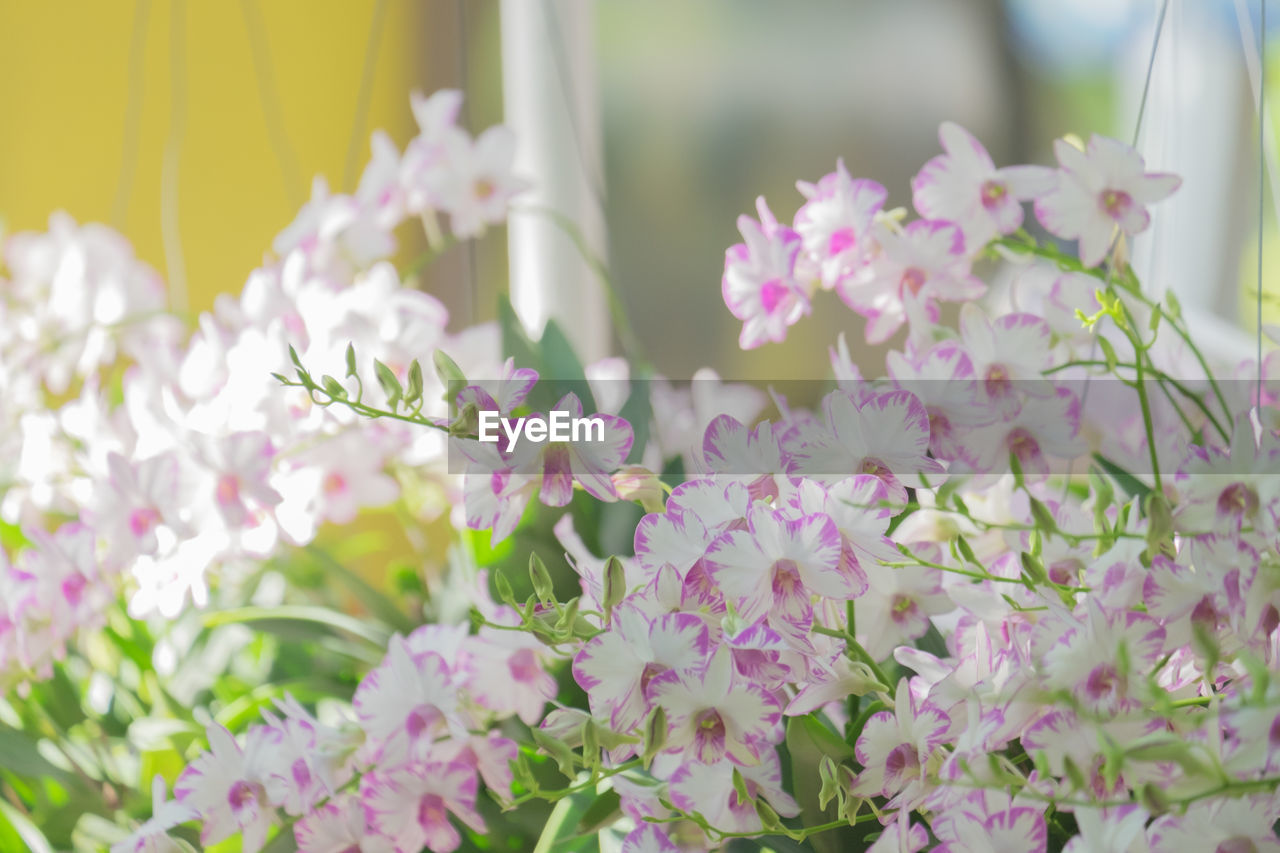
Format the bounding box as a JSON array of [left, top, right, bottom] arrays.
[[1115, 299, 1164, 493], [1045, 359, 1229, 442], [812, 625, 893, 688]]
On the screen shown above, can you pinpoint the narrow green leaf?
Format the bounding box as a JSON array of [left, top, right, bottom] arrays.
[[618, 367, 653, 465], [575, 787, 621, 835], [202, 605, 389, 648], [540, 320, 596, 411], [0, 725, 68, 781], [0, 800, 53, 853], [498, 294, 542, 372], [305, 546, 415, 634]]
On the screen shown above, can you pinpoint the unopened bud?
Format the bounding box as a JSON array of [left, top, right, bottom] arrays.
[[612, 465, 664, 512]]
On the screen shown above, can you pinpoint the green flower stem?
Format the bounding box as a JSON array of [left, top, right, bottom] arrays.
[[811, 625, 893, 689], [1045, 359, 1230, 442], [1113, 297, 1165, 494]]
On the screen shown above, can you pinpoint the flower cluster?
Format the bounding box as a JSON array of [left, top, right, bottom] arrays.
[[525, 124, 1273, 851], [0, 90, 522, 693], [7, 89, 1279, 853], [154, 594, 553, 853], [724, 122, 1179, 350]]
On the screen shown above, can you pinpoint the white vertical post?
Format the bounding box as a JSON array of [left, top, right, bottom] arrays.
[[1125, 0, 1257, 363], [499, 0, 610, 364]]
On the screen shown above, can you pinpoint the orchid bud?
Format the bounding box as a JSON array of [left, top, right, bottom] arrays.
[[612, 465, 664, 512]]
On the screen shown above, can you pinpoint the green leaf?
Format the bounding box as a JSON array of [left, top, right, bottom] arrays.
[[305, 546, 416, 634], [786, 713, 856, 764], [498, 294, 542, 372], [203, 605, 390, 649], [1093, 453, 1150, 501], [0, 725, 68, 781], [618, 368, 653, 466], [530, 727, 579, 779], [532, 787, 601, 853], [1097, 334, 1119, 372], [540, 320, 596, 411], [575, 787, 621, 835], [0, 800, 53, 853]]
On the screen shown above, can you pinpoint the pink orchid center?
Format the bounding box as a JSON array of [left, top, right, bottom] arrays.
[[1099, 189, 1133, 220], [291, 757, 312, 789], [692, 708, 727, 759], [508, 647, 541, 684], [759, 278, 790, 315], [928, 411, 951, 440], [889, 594, 918, 625], [1263, 605, 1280, 638], [1217, 482, 1259, 522], [406, 705, 443, 741], [418, 793, 449, 829], [884, 743, 921, 784], [474, 178, 496, 201], [899, 267, 927, 298], [61, 574, 87, 607], [771, 558, 804, 599], [1047, 559, 1082, 586], [129, 507, 161, 538], [1084, 663, 1122, 704], [323, 472, 348, 496], [226, 779, 261, 814], [984, 364, 1012, 398], [828, 226, 857, 256], [860, 457, 890, 479], [639, 661, 667, 695], [1190, 596, 1224, 629], [1007, 428, 1041, 466], [216, 474, 241, 507], [979, 179, 1008, 209]]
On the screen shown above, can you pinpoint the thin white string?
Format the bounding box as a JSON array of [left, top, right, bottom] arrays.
[[1233, 0, 1280, 232], [1260, 0, 1267, 410]]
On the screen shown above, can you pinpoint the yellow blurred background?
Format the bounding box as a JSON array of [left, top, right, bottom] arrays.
[[0, 1, 441, 315]]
